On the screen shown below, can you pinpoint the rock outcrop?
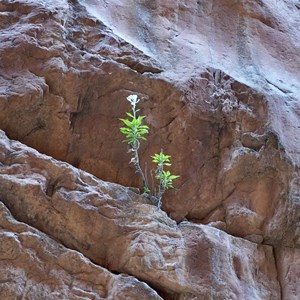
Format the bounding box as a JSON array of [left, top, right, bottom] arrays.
[[0, 199, 161, 300], [0, 0, 299, 299], [0, 130, 283, 299]]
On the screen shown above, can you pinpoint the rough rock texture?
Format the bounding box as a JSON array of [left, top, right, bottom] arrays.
[[0, 0, 299, 236], [0, 201, 161, 300], [275, 247, 300, 300], [0, 131, 283, 299], [0, 0, 300, 299]]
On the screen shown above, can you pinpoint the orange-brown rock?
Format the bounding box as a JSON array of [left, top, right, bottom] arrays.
[[1, 0, 300, 244], [0, 202, 161, 300], [1, 0, 300, 298], [275, 246, 300, 300], [0, 130, 290, 299]]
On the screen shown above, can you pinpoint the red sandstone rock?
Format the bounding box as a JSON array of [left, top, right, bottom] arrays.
[[1, 0, 299, 241], [1, 0, 300, 298], [0, 130, 287, 299], [275, 247, 300, 300], [0, 202, 161, 300]]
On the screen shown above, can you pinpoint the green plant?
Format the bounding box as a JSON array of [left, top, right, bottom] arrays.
[[120, 94, 179, 209], [120, 95, 150, 191], [151, 151, 180, 208]]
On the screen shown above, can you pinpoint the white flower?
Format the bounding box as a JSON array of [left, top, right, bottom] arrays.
[[126, 94, 139, 106]]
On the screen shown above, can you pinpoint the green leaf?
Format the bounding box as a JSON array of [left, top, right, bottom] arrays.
[[120, 118, 133, 127], [120, 127, 131, 133], [126, 112, 134, 118], [151, 153, 160, 162], [144, 186, 150, 193], [138, 129, 149, 135]]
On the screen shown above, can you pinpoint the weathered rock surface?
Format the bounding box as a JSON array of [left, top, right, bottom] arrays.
[[0, 130, 293, 299], [1, 0, 300, 298], [1, 0, 300, 245], [0, 201, 161, 300], [275, 246, 300, 300]]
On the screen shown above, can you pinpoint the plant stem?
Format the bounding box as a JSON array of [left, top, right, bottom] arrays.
[[157, 196, 162, 209], [131, 147, 149, 191], [127, 104, 150, 191]]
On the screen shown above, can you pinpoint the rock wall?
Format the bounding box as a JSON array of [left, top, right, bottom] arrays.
[[0, 0, 299, 299], [0, 130, 282, 299], [0, 201, 161, 300]]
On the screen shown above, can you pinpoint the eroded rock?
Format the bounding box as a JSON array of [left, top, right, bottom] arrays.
[[275, 246, 300, 300], [1, 0, 300, 298], [0, 0, 299, 245], [0, 202, 162, 300], [0, 130, 285, 299]]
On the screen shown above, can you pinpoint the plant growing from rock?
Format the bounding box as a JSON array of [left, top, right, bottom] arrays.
[[120, 94, 179, 209]]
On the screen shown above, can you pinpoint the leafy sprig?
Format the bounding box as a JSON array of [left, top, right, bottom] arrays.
[[157, 170, 180, 190], [119, 94, 179, 209], [120, 115, 149, 145], [151, 150, 179, 208]]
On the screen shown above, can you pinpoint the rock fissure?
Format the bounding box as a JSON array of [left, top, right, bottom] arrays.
[[273, 247, 283, 300]]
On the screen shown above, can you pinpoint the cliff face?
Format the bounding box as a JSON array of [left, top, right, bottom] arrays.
[[0, 0, 299, 299]]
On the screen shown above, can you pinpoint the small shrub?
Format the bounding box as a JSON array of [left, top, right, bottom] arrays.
[[119, 94, 179, 209]]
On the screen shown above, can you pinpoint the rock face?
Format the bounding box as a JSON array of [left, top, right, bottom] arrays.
[[275, 247, 300, 300], [0, 0, 299, 299], [0, 131, 282, 299], [0, 199, 161, 300]]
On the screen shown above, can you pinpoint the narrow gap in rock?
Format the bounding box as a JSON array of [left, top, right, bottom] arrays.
[[115, 58, 162, 74], [142, 282, 179, 300], [273, 247, 283, 299]]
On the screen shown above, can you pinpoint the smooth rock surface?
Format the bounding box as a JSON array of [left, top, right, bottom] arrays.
[[81, 0, 300, 167]]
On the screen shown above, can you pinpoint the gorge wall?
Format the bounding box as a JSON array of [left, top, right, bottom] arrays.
[[0, 0, 299, 299]]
